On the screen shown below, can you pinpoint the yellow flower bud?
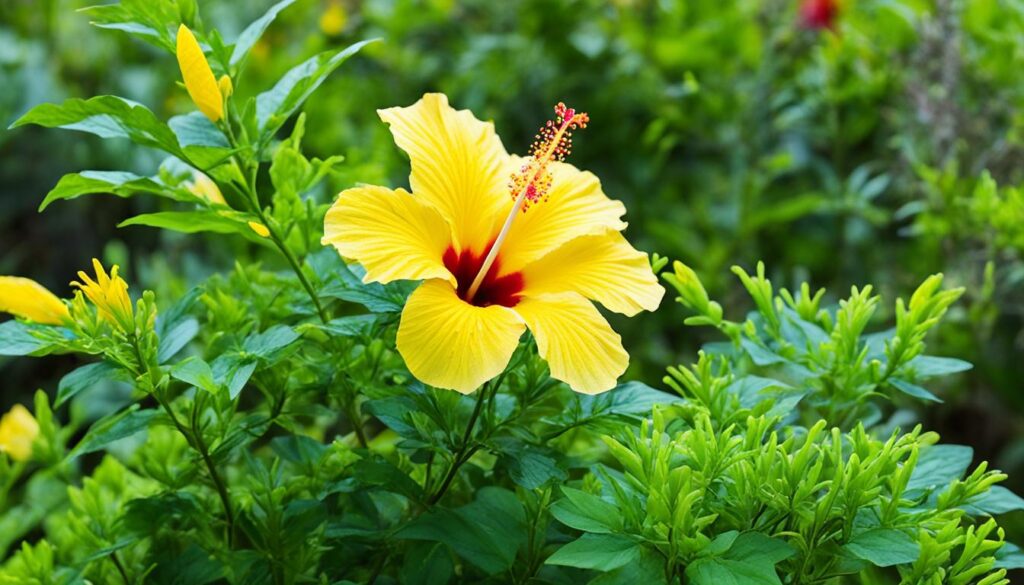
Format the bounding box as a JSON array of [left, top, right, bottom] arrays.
[[248, 221, 271, 238], [0, 405, 39, 462], [176, 24, 224, 122], [218, 74, 233, 99]]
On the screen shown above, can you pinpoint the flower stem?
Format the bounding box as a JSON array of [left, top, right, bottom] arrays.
[[223, 122, 329, 324], [427, 380, 495, 505]]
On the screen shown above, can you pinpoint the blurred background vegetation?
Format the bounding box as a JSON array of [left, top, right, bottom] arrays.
[[2, 0, 1023, 543]]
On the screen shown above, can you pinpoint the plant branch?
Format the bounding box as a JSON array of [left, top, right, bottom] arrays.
[[427, 381, 493, 505]]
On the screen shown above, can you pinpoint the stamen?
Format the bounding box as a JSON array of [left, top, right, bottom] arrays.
[[464, 103, 589, 303]]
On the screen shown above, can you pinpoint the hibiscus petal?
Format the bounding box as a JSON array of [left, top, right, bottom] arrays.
[[521, 231, 664, 316], [323, 185, 455, 285], [514, 293, 628, 394], [397, 280, 525, 394], [499, 161, 627, 274], [378, 93, 513, 254], [0, 276, 68, 325]]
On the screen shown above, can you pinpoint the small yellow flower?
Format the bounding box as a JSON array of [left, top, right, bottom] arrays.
[[320, 1, 348, 36], [187, 171, 226, 205], [247, 221, 271, 238], [176, 24, 225, 123], [0, 404, 39, 462], [323, 94, 664, 394], [0, 276, 69, 325], [71, 259, 134, 332]]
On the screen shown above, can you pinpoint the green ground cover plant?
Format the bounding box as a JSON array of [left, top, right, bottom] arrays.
[[1, 1, 1023, 584]]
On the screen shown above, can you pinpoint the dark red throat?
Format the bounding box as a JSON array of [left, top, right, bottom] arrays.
[[443, 244, 524, 308]]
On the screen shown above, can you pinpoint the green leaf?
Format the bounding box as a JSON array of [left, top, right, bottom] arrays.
[[256, 40, 376, 139], [147, 544, 225, 585], [685, 533, 794, 585], [211, 354, 258, 400], [740, 338, 787, 366], [842, 528, 919, 567], [158, 317, 200, 363], [122, 492, 204, 537], [71, 406, 163, 457], [546, 533, 641, 571], [995, 542, 1024, 570], [118, 211, 269, 244], [589, 547, 667, 585], [171, 357, 220, 394], [964, 486, 1024, 516], [906, 355, 973, 378], [501, 446, 566, 489], [908, 444, 973, 491], [319, 315, 378, 337], [56, 361, 127, 408], [0, 321, 65, 356], [243, 325, 300, 359], [169, 112, 229, 148], [230, 0, 296, 66], [168, 112, 234, 169], [400, 542, 453, 585], [889, 378, 942, 403], [399, 487, 526, 575], [550, 486, 622, 534], [81, 0, 182, 52], [11, 96, 183, 156], [40, 170, 182, 211]]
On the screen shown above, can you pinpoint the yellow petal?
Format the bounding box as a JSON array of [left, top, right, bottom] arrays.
[[499, 161, 627, 274], [378, 93, 513, 254], [247, 221, 270, 237], [0, 404, 39, 462], [176, 24, 223, 122], [323, 185, 456, 285], [521, 232, 664, 316], [397, 280, 524, 393], [514, 293, 628, 394], [0, 277, 68, 325]]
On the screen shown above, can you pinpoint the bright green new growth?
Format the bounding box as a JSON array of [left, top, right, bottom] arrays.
[[1, 1, 1023, 584]]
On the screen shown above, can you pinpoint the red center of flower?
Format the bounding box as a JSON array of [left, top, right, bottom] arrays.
[[444, 244, 523, 308]]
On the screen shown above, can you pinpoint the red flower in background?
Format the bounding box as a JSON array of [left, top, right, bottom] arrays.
[[800, 0, 839, 30]]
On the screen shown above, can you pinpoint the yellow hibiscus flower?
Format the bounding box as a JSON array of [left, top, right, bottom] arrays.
[[323, 94, 663, 394]]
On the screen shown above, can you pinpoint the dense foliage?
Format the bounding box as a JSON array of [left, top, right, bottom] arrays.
[[2, 0, 1024, 583]]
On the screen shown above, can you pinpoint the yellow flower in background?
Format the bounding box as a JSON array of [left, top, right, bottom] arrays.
[[0, 404, 39, 462], [247, 221, 271, 238], [72, 259, 134, 332], [320, 1, 348, 36], [0, 277, 69, 325], [323, 94, 664, 394], [217, 74, 233, 99], [176, 24, 227, 123], [186, 171, 226, 205]]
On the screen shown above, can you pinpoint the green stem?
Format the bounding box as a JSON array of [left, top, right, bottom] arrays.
[[223, 123, 329, 325], [135, 331, 236, 548], [427, 382, 492, 505], [110, 551, 131, 585]]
